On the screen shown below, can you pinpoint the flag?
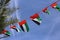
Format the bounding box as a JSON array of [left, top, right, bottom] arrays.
[[30, 13, 42, 25], [10, 25, 20, 32], [42, 7, 50, 14], [1, 29, 11, 36], [51, 2, 60, 11], [18, 20, 29, 32]]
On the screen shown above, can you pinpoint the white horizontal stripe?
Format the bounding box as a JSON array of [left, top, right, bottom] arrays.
[[33, 18, 40, 22]]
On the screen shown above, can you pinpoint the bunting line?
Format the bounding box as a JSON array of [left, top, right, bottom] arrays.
[[37, 0, 60, 14]]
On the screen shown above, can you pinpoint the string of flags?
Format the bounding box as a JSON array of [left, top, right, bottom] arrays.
[[1, 0, 60, 38]]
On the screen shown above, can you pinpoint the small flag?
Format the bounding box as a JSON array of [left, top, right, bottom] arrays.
[[1, 30, 11, 36], [30, 13, 42, 25], [51, 2, 60, 11], [10, 25, 20, 32], [42, 7, 50, 14], [18, 20, 29, 32]]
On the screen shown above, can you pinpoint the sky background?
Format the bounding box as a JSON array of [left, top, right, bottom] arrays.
[[1, 0, 60, 40]]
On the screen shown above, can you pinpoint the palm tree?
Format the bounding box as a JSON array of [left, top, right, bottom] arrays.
[[0, 0, 19, 34]]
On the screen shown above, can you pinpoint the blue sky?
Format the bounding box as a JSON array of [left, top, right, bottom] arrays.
[[1, 0, 60, 40]]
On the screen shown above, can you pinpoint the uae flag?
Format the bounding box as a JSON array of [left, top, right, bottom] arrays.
[[51, 2, 60, 11], [10, 25, 20, 32], [42, 7, 50, 14], [1, 30, 11, 36], [18, 20, 29, 32], [30, 13, 42, 25]]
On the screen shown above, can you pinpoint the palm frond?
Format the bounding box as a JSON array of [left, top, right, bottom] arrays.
[[0, 16, 7, 33], [1, 7, 19, 16], [0, 0, 19, 34], [5, 18, 19, 26]]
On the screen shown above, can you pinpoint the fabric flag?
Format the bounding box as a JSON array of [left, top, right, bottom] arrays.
[[51, 2, 60, 11], [30, 13, 42, 25], [42, 7, 50, 14], [18, 20, 29, 32], [10, 25, 20, 32], [1, 29, 11, 36]]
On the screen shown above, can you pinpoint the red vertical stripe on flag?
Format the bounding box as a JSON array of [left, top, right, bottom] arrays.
[[42, 7, 48, 12], [1, 30, 7, 34], [10, 25, 16, 29], [51, 2, 57, 8], [30, 13, 39, 19], [19, 20, 26, 26]]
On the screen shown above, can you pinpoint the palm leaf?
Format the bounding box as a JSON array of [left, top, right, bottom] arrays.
[[5, 18, 19, 26], [0, 0, 19, 34], [0, 16, 7, 34], [1, 7, 19, 16]]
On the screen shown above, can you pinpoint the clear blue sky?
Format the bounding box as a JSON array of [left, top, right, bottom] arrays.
[[1, 0, 60, 40]]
